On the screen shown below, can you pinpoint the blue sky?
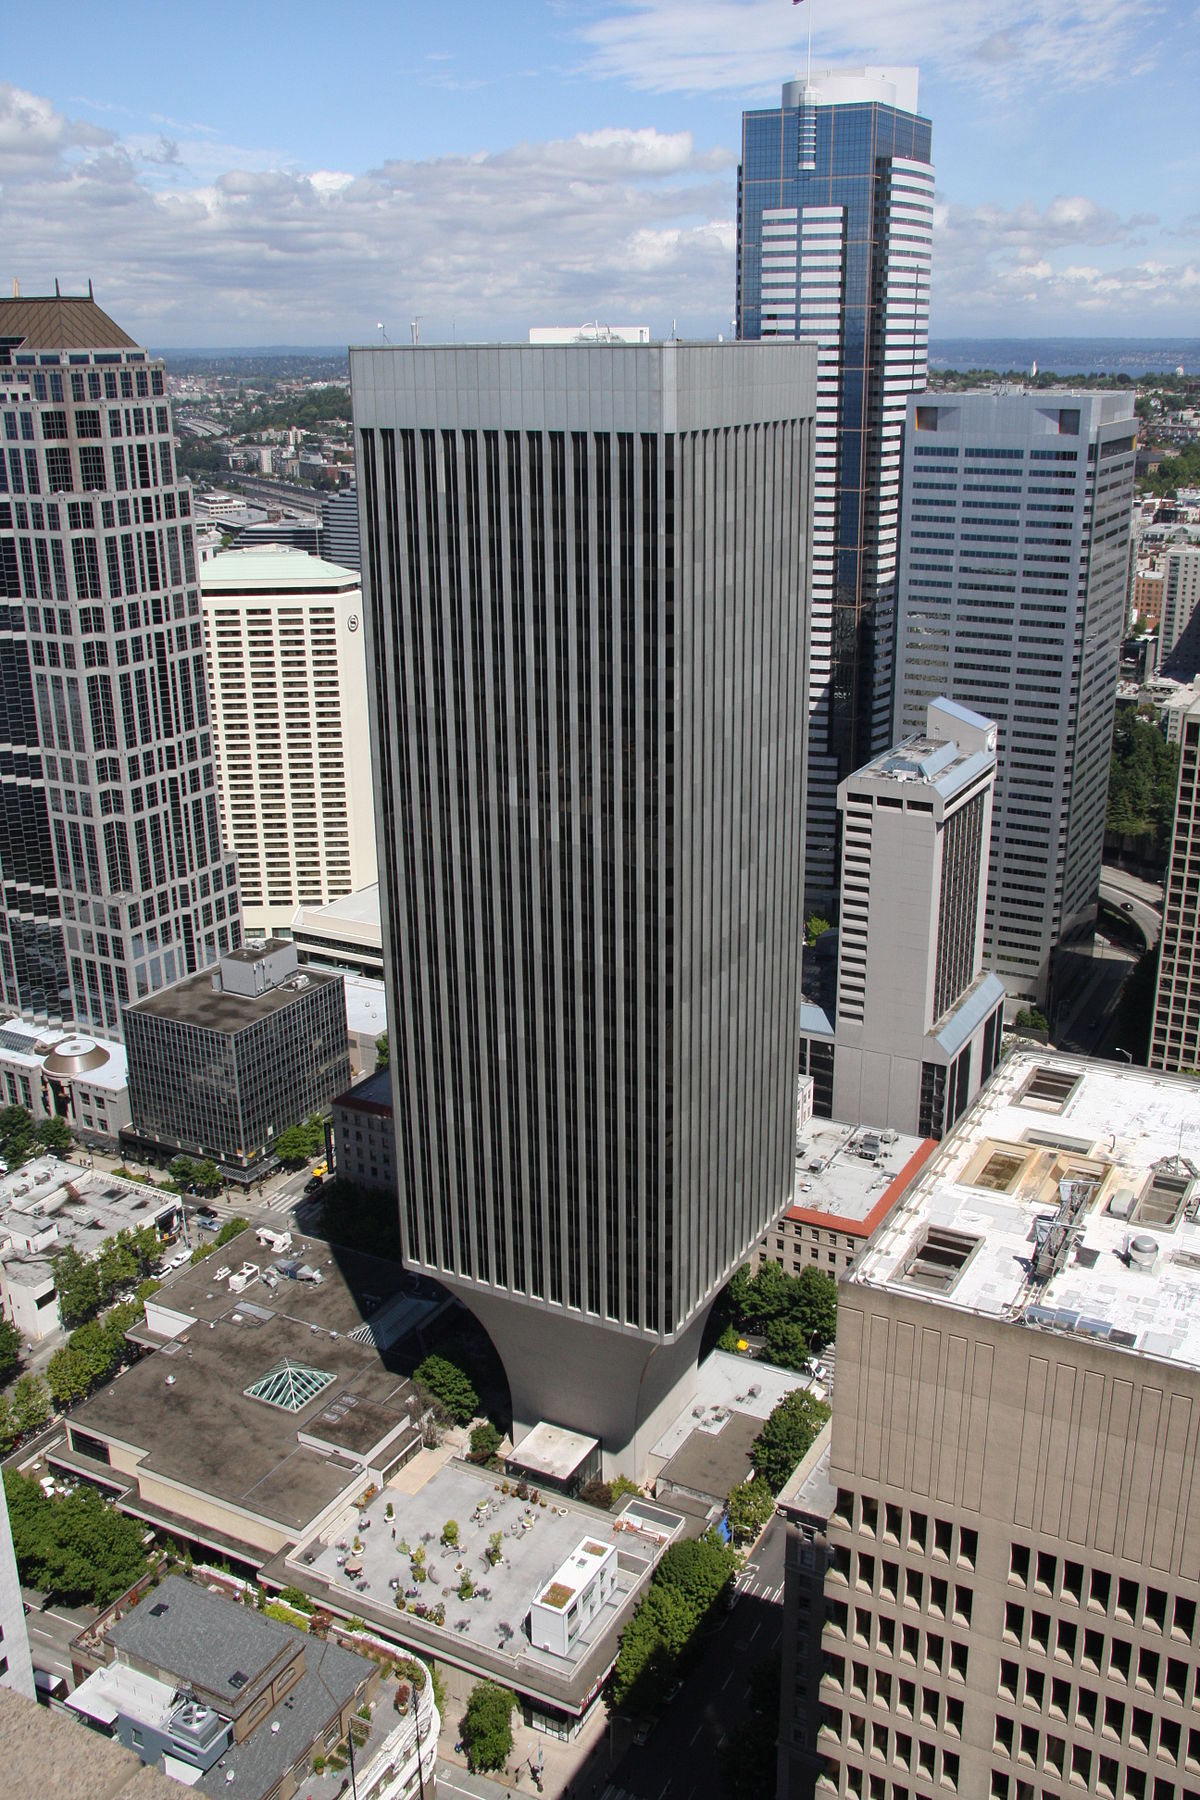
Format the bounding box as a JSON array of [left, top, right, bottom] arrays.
[[2, 0, 1197, 346]]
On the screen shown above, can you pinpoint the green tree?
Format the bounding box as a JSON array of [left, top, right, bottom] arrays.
[[726, 1476, 775, 1546], [191, 1159, 221, 1195], [1013, 1007, 1049, 1033], [97, 1233, 140, 1303], [0, 1104, 36, 1167], [414, 1353, 479, 1425], [805, 913, 833, 946], [272, 1125, 313, 1166], [214, 1216, 250, 1248], [9, 1373, 51, 1439], [753, 1388, 831, 1494], [0, 1316, 21, 1386], [52, 1245, 101, 1328], [0, 1393, 16, 1454], [3, 1470, 147, 1604], [791, 1266, 838, 1351], [611, 1529, 738, 1710], [34, 1115, 72, 1156], [375, 1032, 389, 1070], [169, 1155, 196, 1191], [468, 1420, 501, 1464], [462, 1681, 514, 1773]]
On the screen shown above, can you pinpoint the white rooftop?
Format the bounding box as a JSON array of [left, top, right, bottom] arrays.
[[534, 1535, 616, 1609], [200, 545, 360, 591], [342, 974, 387, 1037], [788, 1118, 928, 1228], [509, 1420, 599, 1482], [67, 1660, 178, 1732], [293, 883, 382, 937], [651, 1349, 815, 1465], [0, 1158, 176, 1281], [852, 1051, 1200, 1372]]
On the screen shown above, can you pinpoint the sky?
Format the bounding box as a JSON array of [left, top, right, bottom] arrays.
[[2, 0, 1198, 348]]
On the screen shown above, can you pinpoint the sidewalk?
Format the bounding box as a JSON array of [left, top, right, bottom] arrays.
[[435, 1658, 617, 1800]]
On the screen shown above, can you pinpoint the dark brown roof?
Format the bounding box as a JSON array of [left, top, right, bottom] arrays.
[[0, 293, 138, 351]]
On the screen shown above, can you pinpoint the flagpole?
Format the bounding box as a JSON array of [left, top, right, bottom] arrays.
[[807, 0, 813, 88]]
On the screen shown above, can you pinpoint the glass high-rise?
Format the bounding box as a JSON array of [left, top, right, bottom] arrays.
[[0, 294, 241, 1039], [353, 341, 816, 1473], [737, 68, 934, 908]]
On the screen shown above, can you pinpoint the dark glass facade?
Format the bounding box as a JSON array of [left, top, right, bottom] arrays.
[[737, 78, 933, 907], [355, 344, 815, 1353]]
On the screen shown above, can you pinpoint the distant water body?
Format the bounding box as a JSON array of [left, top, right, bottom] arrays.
[[930, 338, 1200, 377]]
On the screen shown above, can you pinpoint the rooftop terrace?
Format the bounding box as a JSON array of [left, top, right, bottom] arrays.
[[852, 1051, 1200, 1370]]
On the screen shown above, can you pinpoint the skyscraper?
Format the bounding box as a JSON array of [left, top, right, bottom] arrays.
[[1151, 689, 1200, 1072], [201, 546, 376, 937], [830, 697, 1006, 1137], [894, 392, 1136, 1007], [0, 1473, 34, 1700], [737, 68, 934, 907], [1161, 546, 1200, 664], [809, 1047, 1200, 1800], [321, 485, 361, 573], [353, 341, 816, 1471], [0, 294, 241, 1039]]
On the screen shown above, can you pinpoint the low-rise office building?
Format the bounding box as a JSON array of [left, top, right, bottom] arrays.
[[757, 1118, 934, 1282], [0, 1158, 178, 1342], [290, 883, 384, 981], [332, 1067, 396, 1195], [51, 1228, 434, 1566], [123, 941, 350, 1180], [0, 1020, 131, 1147]]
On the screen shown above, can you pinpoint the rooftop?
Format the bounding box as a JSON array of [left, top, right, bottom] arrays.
[[0, 1158, 176, 1284], [784, 1119, 931, 1231], [108, 1575, 295, 1714], [200, 545, 360, 593], [852, 1050, 1200, 1372], [293, 883, 381, 934], [62, 1230, 421, 1540], [126, 960, 343, 1034], [649, 1349, 816, 1469], [0, 293, 138, 352], [334, 1067, 392, 1114], [0, 1019, 127, 1089], [508, 1421, 599, 1483], [846, 697, 996, 807]]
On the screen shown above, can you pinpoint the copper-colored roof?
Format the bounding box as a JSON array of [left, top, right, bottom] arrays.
[[0, 293, 138, 352]]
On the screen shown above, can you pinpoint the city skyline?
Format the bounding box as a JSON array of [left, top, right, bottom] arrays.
[[2, 1, 1197, 346]]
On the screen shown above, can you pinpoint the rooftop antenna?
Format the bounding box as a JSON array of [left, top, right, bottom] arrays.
[[806, 0, 814, 88], [376, 321, 389, 344], [410, 316, 421, 346]]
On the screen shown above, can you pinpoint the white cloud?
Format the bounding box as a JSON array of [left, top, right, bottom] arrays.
[[0, 91, 737, 343], [576, 0, 1162, 97]]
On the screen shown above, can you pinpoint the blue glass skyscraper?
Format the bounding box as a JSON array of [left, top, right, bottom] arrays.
[[737, 69, 934, 908]]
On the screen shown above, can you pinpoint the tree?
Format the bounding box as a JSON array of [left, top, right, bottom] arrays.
[[753, 1388, 831, 1494], [169, 1155, 197, 1191], [192, 1159, 221, 1195], [0, 1104, 35, 1167], [34, 1115, 72, 1156], [441, 1519, 459, 1547], [9, 1373, 51, 1440], [1013, 1007, 1049, 1033], [0, 1316, 20, 1386], [97, 1233, 140, 1304], [726, 1476, 775, 1546], [805, 913, 833, 946], [214, 1216, 250, 1248], [272, 1125, 314, 1166], [375, 1032, 389, 1070], [462, 1681, 514, 1773], [52, 1245, 101, 1328], [791, 1266, 838, 1352], [720, 1653, 781, 1800], [414, 1353, 479, 1425], [468, 1421, 501, 1464], [3, 1470, 147, 1605], [610, 1529, 738, 1710]]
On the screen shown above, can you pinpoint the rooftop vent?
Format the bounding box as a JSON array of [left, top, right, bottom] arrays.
[[901, 1226, 981, 1293]]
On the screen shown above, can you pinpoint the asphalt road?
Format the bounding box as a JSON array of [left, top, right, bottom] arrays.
[[1097, 867, 1163, 950], [24, 1599, 95, 1684], [599, 1515, 787, 1800]]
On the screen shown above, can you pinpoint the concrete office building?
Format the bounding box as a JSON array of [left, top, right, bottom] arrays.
[[321, 484, 361, 573], [123, 939, 349, 1178], [201, 547, 376, 938], [0, 293, 241, 1039], [290, 882, 384, 980], [738, 68, 934, 907], [1151, 690, 1200, 1071], [894, 392, 1136, 1007], [831, 698, 1006, 1136], [0, 1474, 34, 1700], [332, 1066, 396, 1195], [353, 340, 815, 1473], [1161, 546, 1200, 663], [806, 1047, 1200, 1800]]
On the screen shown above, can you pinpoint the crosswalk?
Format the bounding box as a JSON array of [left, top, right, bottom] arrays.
[[735, 1561, 785, 1605]]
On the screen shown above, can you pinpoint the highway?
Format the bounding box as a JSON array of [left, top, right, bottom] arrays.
[[1097, 865, 1163, 950]]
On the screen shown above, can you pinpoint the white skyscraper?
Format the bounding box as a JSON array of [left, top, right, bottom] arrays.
[[201, 547, 376, 938], [738, 68, 934, 907], [1161, 546, 1200, 663], [894, 392, 1136, 1007]]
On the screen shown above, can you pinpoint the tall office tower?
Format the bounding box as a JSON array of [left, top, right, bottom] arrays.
[[808, 1047, 1200, 1800], [321, 485, 361, 573], [201, 546, 376, 937], [1151, 690, 1200, 1071], [0, 294, 241, 1039], [0, 1473, 34, 1699], [737, 68, 934, 908], [353, 341, 816, 1472], [894, 392, 1136, 1008], [831, 697, 1006, 1136], [1161, 546, 1200, 662]]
